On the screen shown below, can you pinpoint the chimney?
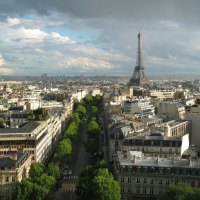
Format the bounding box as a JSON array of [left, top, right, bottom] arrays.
[[10, 153, 17, 161]]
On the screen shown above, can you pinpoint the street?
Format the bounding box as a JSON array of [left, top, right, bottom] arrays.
[[54, 121, 88, 200]]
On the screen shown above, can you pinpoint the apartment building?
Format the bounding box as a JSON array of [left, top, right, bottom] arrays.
[[0, 151, 32, 200], [114, 151, 200, 200], [0, 114, 61, 162], [121, 131, 189, 158], [123, 97, 155, 117]]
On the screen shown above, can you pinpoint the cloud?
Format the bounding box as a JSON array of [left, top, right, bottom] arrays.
[[7, 17, 20, 25], [59, 56, 114, 70], [0, 67, 13, 75], [160, 20, 180, 29], [0, 54, 5, 66], [0, 1, 200, 76]]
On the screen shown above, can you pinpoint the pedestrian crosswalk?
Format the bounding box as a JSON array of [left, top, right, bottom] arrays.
[[63, 187, 76, 192], [63, 175, 78, 180]]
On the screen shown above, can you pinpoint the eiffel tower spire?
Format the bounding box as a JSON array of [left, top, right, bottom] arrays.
[[129, 32, 149, 87]]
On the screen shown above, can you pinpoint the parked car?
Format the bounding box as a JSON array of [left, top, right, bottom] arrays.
[[63, 170, 68, 176], [68, 169, 72, 175]]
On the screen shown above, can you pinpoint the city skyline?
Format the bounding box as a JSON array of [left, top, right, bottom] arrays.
[[1, 0, 200, 76]]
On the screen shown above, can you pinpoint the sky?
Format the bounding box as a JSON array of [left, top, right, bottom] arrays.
[[1, 0, 200, 76]]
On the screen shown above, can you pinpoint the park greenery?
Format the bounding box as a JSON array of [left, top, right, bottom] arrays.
[[76, 161, 121, 200], [166, 183, 200, 200]]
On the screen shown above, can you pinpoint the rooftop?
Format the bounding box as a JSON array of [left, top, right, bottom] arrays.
[[0, 121, 40, 135], [117, 151, 200, 168]]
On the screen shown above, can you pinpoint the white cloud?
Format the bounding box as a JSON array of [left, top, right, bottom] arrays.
[[59, 56, 113, 70], [160, 20, 180, 29], [50, 32, 75, 44], [17, 27, 48, 41], [7, 17, 20, 25], [0, 54, 5, 66], [0, 67, 13, 75]]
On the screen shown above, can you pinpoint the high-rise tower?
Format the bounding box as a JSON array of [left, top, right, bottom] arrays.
[[129, 32, 149, 87]]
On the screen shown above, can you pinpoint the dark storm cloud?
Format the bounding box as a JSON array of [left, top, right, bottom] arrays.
[[0, 0, 200, 24]]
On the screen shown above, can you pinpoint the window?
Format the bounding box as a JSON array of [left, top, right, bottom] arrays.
[[128, 187, 131, 193], [150, 188, 153, 195], [143, 188, 146, 194], [159, 189, 163, 195], [5, 188, 9, 193], [150, 179, 154, 184], [12, 176, 15, 182], [175, 180, 179, 185], [191, 181, 195, 187], [166, 180, 169, 185], [136, 187, 140, 194], [143, 178, 147, 184], [6, 197, 10, 200], [128, 177, 131, 183], [5, 177, 9, 182], [121, 187, 124, 193], [136, 178, 140, 183], [121, 177, 124, 182], [159, 179, 163, 184]]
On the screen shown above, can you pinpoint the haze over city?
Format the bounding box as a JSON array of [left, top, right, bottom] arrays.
[[1, 0, 200, 76]]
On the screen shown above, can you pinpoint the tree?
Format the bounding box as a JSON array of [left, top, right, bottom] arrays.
[[0, 118, 5, 128], [71, 112, 81, 126], [47, 163, 61, 180], [87, 119, 100, 136], [37, 173, 56, 192], [83, 95, 93, 105], [65, 122, 78, 142], [92, 171, 121, 200], [55, 139, 72, 160], [166, 183, 195, 200], [85, 138, 98, 154], [77, 163, 120, 200], [33, 183, 49, 200], [16, 178, 34, 200], [29, 163, 45, 180], [76, 104, 86, 118], [90, 106, 98, 118], [33, 108, 48, 121]]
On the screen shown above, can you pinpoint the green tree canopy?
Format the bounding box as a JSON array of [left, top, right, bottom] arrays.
[[0, 118, 5, 128], [77, 163, 120, 200], [71, 112, 81, 126], [76, 104, 86, 118], [166, 183, 196, 200], [37, 173, 56, 192], [90, 106, 98, 118], [85, 138, 98, 154], [47, 163, 61, 180], [83, 95, 93, 105], [29, 163, 45, 180], [16, 178, 34, 200], [87, 119, 100, 136], [55, 139, 72, 160]]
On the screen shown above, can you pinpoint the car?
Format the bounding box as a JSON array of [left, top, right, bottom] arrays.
[[68, 170, 72, 175], [63, 170, 68, 176]]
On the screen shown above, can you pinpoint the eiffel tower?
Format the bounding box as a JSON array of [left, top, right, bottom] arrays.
[[129, 32, 149, 87]]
